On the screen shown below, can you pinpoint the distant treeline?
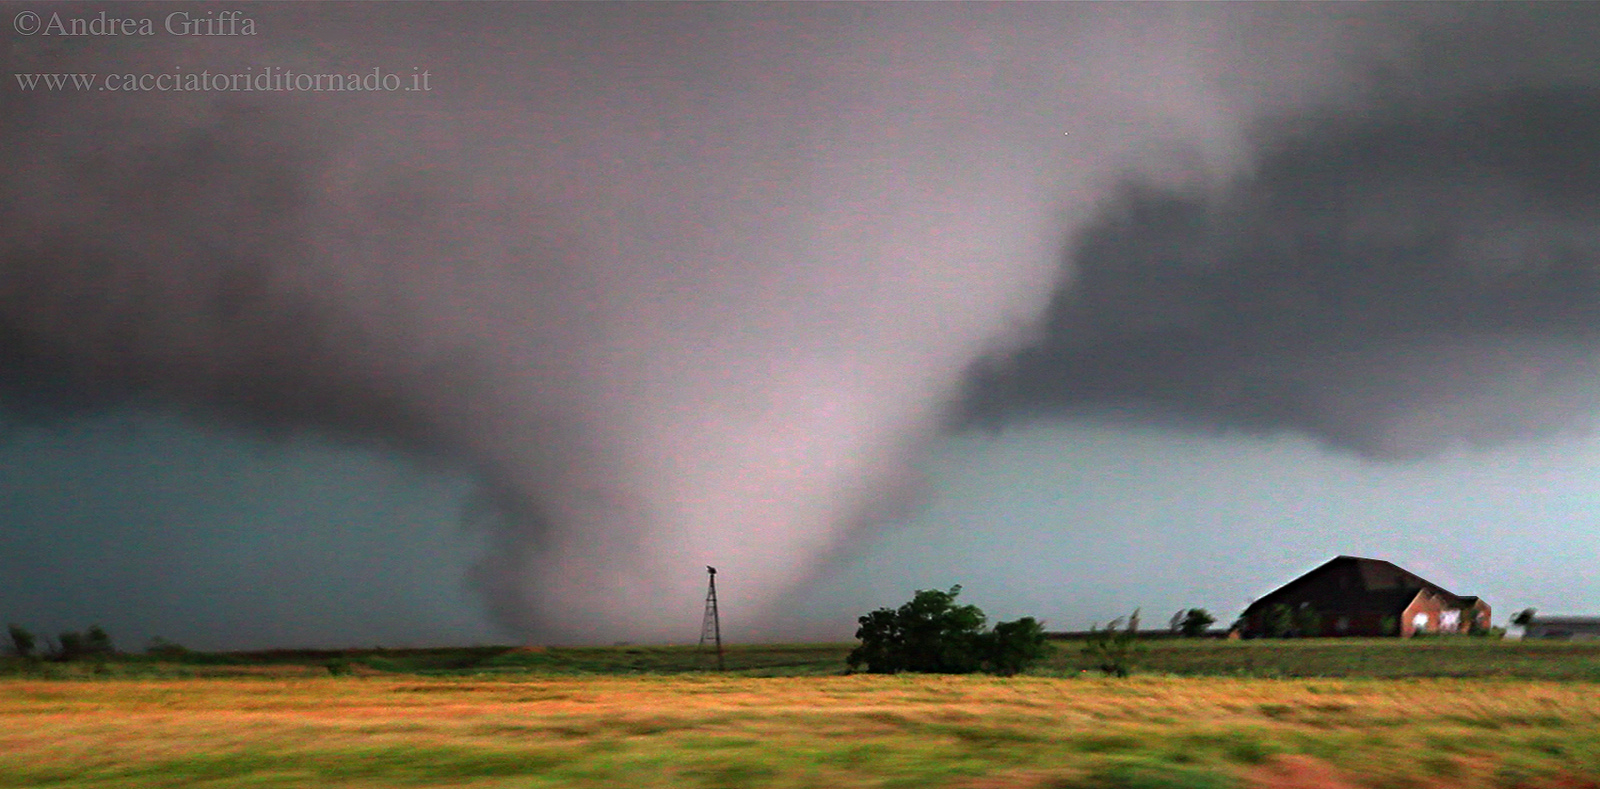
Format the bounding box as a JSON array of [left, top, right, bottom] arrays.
[[6, 623, 119, 662]]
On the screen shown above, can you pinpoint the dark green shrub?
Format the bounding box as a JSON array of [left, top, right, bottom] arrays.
[[849, 586, 985, 674], [56, 631, 85, 660], [1179, 609, 1215, 637], [848, 586, 1051, 675], [848, 607, 908, 674], [7, 624, 35, 659], [987, 616, 1052, 676], [53, 625, 115, 662], [1083, 610, 1144, 677], [85, 625, 113, 655]]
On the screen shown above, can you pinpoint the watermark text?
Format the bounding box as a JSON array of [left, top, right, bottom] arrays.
[[14, 9, 258, 37], [13, 66, 433, 93]]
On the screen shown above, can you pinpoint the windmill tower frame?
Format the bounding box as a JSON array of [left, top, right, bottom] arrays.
[[697, 566, 725, 671]]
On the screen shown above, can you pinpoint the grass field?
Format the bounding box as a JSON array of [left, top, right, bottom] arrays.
[[1046, 637, 1600, 682], [13, 636, 1598, 681], [3, 639, 1600, 788]]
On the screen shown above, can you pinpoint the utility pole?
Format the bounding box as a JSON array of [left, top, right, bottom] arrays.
[[698, 566, 724, 671]]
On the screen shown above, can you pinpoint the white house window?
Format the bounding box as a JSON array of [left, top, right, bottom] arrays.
[[1440, 610, 1461, 632], [1412, 612, 1430, 632]]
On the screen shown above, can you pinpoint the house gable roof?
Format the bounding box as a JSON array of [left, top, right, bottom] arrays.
[[1243, 555, 1473, 617]]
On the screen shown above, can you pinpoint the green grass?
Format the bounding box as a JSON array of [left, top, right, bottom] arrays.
[[9, 636, 1600, 682], [0, 745, 566, 787], [1039, 636, 1600, 680], [0, 642, 853, 679]]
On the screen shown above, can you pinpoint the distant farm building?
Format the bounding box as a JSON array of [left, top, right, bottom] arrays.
[[1522, 617, 1600, 641], [1239, 556, 1490, 638]]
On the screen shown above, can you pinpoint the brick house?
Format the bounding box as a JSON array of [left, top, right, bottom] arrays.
[[1238, 556, 1491, 638]]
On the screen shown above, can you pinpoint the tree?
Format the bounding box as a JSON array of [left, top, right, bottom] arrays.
[[848, 607, 907, 674], [987, 617, 1051, 676], [849, 586, 986, 674], [55, 631, 87, 661], [7, 624, 35, 659], [848, 586, 1051, 675], [900, 585, 987, 673], [52, 625, 114, 662], [1082, 612, 1144, 677], [1511, 608, 1537, 627], [1179, 608, 1215, 637], [84, 625, 113, 656]]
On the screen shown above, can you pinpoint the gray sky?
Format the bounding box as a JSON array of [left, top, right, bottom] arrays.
[[2, 3, 1598, 649]]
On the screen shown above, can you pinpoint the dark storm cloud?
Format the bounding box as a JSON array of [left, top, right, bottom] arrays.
[[0, 89, 460, 444], [9, 2, 1598, 644], [959, 85, 1600, 458]]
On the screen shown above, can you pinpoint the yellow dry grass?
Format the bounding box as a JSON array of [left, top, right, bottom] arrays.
[[3, 674, 1599, 788]]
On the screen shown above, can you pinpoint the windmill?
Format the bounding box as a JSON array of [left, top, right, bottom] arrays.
[[697, 566, 724, 671]]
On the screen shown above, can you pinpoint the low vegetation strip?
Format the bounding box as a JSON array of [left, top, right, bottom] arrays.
[[1044, 637, 1600, 681], [1, 643, 858, 679], [11, 636, 1600, 681], [3, 674, 1600, 788]]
